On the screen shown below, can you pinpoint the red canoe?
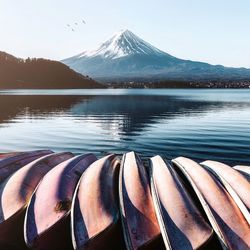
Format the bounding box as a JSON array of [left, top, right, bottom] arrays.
[[172, 157, 250, 250], [24, 153, 97, 250], [0, 152, 73, 249], [201, 160, 250, 224], [119, 152, 161, 250], [149, 156, 213, 250], [71, 154, 123, 250], [0, 150, 53, 182]]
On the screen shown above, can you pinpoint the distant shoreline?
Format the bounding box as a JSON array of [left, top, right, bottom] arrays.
[[1, 86, 250, 90], [106, 80, 250, 89]]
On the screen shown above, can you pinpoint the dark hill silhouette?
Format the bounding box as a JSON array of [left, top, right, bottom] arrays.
[[0, 51, 104, 89]]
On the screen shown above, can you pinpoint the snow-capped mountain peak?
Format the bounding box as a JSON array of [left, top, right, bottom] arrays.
[[77, 29, 165, 59], [62, 29, 250, 81]]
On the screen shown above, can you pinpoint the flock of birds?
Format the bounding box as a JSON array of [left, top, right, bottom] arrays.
[[66, 19, 86, 32]]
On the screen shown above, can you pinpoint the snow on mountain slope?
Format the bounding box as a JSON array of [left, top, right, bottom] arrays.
[[62, 29, 250, 81], [75, 29, 169, 59]]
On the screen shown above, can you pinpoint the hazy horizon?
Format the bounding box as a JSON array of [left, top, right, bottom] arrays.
[[1, 0, 250, 68]]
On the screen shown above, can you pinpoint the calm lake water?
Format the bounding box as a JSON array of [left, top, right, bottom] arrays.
[[0, 89, 250, 165]]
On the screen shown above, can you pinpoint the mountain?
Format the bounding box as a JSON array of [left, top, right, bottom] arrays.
[[0, 51, 104, 89], [62, 29, 250, 82]]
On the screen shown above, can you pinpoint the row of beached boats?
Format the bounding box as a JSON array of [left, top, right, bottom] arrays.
[[0, 150, 249, 250]]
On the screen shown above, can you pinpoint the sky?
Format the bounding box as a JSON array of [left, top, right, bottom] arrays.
[[0, 0, 250, 68]]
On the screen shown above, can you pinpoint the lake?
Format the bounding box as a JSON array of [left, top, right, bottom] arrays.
[[0, 89, 250, 166]]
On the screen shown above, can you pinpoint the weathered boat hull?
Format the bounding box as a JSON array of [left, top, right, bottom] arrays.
[[0, 152, 74, 249], [0, 152, 20, 160], [26, 215, 72, 250], [119, 152, 161, 250], [233, 165, 250, 178], [149, 156, 213, 250], [71, 154, 124, 250], [24, 153, 97, 250], [172, 157, 250, 250], [201, 160, 250, 224], [0, 150, 53, 182], [0, 150, 249, 250], [0, 209, 28, 250]]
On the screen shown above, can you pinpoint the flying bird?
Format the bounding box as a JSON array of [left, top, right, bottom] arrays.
[[65, 19, 86, 31]]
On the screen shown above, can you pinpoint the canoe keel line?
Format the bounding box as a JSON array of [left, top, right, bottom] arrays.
[[149, 156, 213, 250], [0, 151, 248, 250]]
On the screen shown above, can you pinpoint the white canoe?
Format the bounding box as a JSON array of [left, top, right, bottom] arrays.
[[233, 165, 250, 177], [0, 150, 52, 182], [119, 152, 161, 250], [172, 157, 250, 250], [24, 154, 97, 250], [150, 156, 213, 250], [201, 160, 250, 224], [71, 154, 122, 250], [0, 152, 73, 249]]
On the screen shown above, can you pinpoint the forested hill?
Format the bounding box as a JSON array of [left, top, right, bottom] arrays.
[[0, 51, 104, 89]]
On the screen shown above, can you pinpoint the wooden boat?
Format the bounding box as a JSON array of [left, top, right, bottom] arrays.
[[24, 153, 97, 250], [71, 154, 123, 250], [201, 160, 250, 224], [119, 152, 161, 250], [149, 156, 213, 250], [172, 157, 250, 250], [0, 150, 53, 182], [0, 152, 74, 249], [233, 165, 250, 177]]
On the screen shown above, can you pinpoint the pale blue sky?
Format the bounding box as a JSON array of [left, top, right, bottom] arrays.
[[0, 0, 250, 68]]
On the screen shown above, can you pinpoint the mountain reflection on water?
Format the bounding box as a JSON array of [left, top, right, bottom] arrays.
[[0, 89, 250, 165]]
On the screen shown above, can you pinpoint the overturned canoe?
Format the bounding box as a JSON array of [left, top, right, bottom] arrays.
[[234, 165, 250, 177], [201, 160, 250, 224], [119, 152, 161, 250], [0, 152, 20, 160], [71, 154, 123, 250], [172, 157, 250, 250], [24, 153, 97, 250], [0, 152, 73, 249], [0, 150, 53, 182], [149, 156, 213, 250]]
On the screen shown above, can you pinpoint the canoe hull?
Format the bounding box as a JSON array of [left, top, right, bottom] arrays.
[[28, 215, 72, 250], [0, 150, 53, 182], [0, 152, 74, 248], [0, 209, 27, 250], [234, 165, 250, 179], [0, 152, 20, 160], [119, 152, 161, 250], [150, 156, 213, 250], [77, 220, 125, 250], [24, 154, 97, 250], [201, 160, 250, 224], [72, 155, 125, 250], [172, 157, 250, 250]]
